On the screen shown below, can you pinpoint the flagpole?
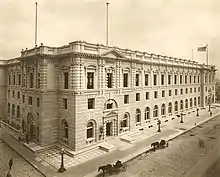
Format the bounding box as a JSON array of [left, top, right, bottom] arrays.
[[106, 2, 109, 46], [192, 49, 194, 61], [206, 44, 208, 65], [35, 1, 38, 47]]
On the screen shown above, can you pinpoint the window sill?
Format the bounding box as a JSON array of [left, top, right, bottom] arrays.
[[135, 122, 141, 127]]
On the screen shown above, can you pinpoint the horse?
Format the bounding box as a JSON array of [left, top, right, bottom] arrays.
[[98, 164, 112, 174], [151, 141, 159, 151]]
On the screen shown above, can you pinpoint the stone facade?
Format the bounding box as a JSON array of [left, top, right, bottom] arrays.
[[0, 41, 217, 151]]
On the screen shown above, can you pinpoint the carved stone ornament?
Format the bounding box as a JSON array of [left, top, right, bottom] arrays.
[[60, 65, 70, 71]]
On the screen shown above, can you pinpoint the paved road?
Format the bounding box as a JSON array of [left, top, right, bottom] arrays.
[[0, 139, 43, 177]]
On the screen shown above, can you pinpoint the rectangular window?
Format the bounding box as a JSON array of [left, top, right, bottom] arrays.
[[136, 74, 139, 86], [190, 88, 192, 93], [145, 74, 149, 86], [154, 74, 157, 86], [17, 92, 20, 99], [64, 72, 69, 89], [174, 75, 177, 84], [88, 98, 95, 109], [161, 74, 164, 85], [194, 76, 196, 83], [146, 92, 149, 100], [136, 93, 140, 101], [13, 75, 16, 85], [8, 75, 11, 85], [12, 91, 15, 98], [175, 89, 178, 95], [22, 95, 25, 103], [186, 88, 188, 94], [107, 103, 113, 109], [37, 73, 40, 89], [18, 74, 21, 85], [37, 98, 40, 107], [180, 75, 182, 84], [194, 87, 196, 92], [205, 87, 207, 91], [205, 76, 207, 83], [63, 98, 67, 109], [185, 75, 187, 84], [87, 72, 94, 89], [124, 95, 129, 104], [198, 76, 200, 83], [8, 90, 10, 99], [198, 87, 200, 92], [169, 90, 172, 96], [154, 91, 158, 98], [123, 73, 128, 87], [168, 75, 171, 85], [28, 96, 32, 105], [162, 90, 165, 97], [190, 76, 192, 83], [181, 89, 183, 95], [107, 73, 113, 88], [29, 73, 34, 88]]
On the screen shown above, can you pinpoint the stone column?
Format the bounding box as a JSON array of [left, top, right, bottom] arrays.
[[98, 63, 105, 89], [116, 61, 122, 88], [39, 59, 47, 89]]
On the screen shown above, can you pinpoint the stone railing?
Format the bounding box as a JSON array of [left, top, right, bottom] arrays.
[[0, 120, 21, 140]]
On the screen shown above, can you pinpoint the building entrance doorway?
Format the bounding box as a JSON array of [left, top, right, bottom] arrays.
[[106, 122, 112, 136]]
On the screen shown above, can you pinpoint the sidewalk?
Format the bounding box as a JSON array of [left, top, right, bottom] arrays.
[[1, 106, 220, 177]]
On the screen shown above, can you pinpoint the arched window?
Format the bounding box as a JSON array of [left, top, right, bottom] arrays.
[[62, 119, 68, 139], [161, 104, 165, 115], [121, 113, 129, 127], [144, 107, 150, 120], [194, 97, 197, 106], [8, 103, 10, 114], [174, 101, 178, 112], [87, 122, 94, 139], [180, 100, 183, 110], [12, 104, 15, 116], [198, 97, 200, 106], [168, 102, 172, 114], [185, 99, 188, 109], [17, 106, 20, 118], [136, 109, 141, 123], [190, 98, 193, 108], [153, 105, 158, 117]]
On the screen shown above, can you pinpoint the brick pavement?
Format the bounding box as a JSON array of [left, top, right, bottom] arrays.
[[0, 106, 220, 177]]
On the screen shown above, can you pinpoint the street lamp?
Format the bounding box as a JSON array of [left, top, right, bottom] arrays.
[[58, 148, 66, 173], [196, 108, 199, 116], [180, 113, 185, 123], [157, 120, 161, 132]]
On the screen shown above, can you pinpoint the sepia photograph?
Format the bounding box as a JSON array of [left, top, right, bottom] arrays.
[[0, 0, 220, 177]]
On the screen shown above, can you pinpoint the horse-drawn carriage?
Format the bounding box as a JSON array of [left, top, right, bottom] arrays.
[[98, 160, 127, 176], [151, 139, 168, 151]]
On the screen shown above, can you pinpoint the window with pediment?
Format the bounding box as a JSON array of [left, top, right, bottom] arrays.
[[145, 74, 149, 86], [168, 102, 172, 114], [106, 67, 114, 88], [185, 99, 188, 109], [86, 65, 96, 89], [135, 109, 141, 123], [29, 73, 34, 88], [185, 75, 187, 84], [190, 98, 193, 108], [123, 67, 130, 87], [174, 101, 178, 112], [153, 105, 158, 117], [161, 74, 165, 85], [161, 104, 165, 115]]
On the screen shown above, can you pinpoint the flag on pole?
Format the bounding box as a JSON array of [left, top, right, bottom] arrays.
[[197, 45, 207, 52]]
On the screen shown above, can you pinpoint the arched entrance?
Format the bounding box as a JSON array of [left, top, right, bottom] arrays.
[[103, 99, 118, 139], [27, 112, 35, 142]]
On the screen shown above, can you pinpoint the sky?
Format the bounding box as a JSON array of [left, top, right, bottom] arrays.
[[0, 0, 220, 77]]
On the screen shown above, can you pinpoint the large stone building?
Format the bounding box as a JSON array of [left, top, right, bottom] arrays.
[[0, 41, 217, 151]]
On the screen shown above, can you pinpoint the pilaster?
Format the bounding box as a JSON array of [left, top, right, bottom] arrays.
[[39, 59, 47, 89]]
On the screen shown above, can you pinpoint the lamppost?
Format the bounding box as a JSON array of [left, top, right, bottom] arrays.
[[157, 119, 161, 132], [180, 113, 184, 123], [196, 108, 199, 116], [58, 148, 66, 173], [208, 104, 211, 112]]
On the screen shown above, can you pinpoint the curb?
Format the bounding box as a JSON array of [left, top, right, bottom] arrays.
[[0, 135, 47, 177]]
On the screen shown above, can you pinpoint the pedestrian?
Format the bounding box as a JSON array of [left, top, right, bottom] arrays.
[[26, 133, 29, 144], [210, 111, 212, 116]]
